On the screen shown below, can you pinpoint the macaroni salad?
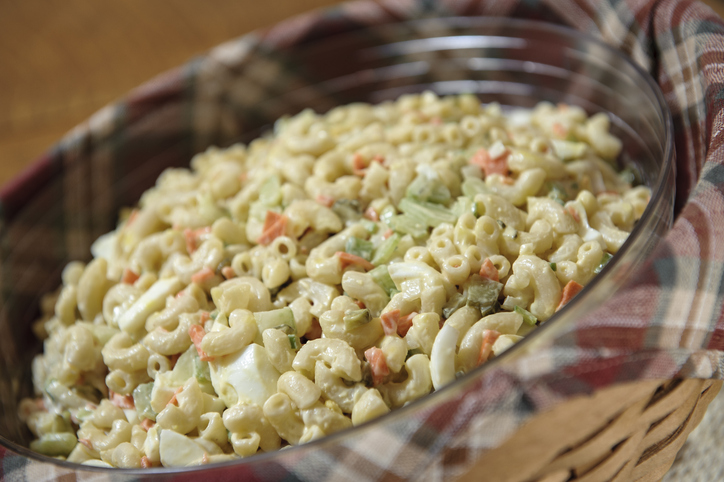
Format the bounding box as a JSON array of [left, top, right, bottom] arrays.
[[20, 92, 650, 468]]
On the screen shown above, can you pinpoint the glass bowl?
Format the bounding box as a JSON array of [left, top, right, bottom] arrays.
[[0, 14, 673, 480]]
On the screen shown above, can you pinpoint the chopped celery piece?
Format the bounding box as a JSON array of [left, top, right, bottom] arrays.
[[443, 276, 503, 318], [345, 236, 374, 261], [452, 196, 474, 218], [380, 205, 396, 225], [344, 309, 371, 331], [550, 262, 557, 272], [254, 307, 296, 334], [32, 412, 72, 436], [389, 214, 428, 238], [273, 324, 295, 335], [74, 407, 93, 424], [398, 198, 457, 227], [620, 167, 637, 185], [198, 192, 226, 224], [249, 202, 279, 222], [332, 199, 362, 224], [259, 174, 282, 206], [465, 275, 503, 316], [473, 199, 486, 217], [515, 306, 538, 326], [462, 177, 490, 197], [442, 292, 467, 319], [210, 309, 219, 320], [30, 432, 77, 457], [594, 252, 614, 274], [547, 184, 567, 205], [133, 382, 157, 422], [369, 265, 397, 297], [288, 334, 298, 350], [371, 233, 401, 266], [194, 355, 212, 389], [406, 175, 451, 204], [361, 219, 378, 234]]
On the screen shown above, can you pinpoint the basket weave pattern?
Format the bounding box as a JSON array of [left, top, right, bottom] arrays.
[[458, 379, 721, 482]]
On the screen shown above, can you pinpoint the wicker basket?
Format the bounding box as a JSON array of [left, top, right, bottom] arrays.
[[456, 379, 721, 482]]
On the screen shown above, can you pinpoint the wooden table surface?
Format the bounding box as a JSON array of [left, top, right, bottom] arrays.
[[1, 0, 723, 186]]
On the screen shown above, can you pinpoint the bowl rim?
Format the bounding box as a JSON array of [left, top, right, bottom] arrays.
[[0, 14, 674, 475]]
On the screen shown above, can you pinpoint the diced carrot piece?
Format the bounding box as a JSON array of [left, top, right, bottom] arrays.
[[470, 147, 509, 177], [430, 116, 442, 125], [261, 210, 284, 231], [336, 251, 375, 271], [167, 387, 184, 407], [557, 280, 584, 311], [221, 266, 236, 279], [305, 318, 323, 340], [79, 438, 93, 450], [183, 226, 210, 254], [479, 258, 499, 282], [567, 206, 581, 223], [365, 347, 390, 386], [380, 310, 400, 337], [188, 324, 215, 362], [126, 209, 139, 227], [397, 311, 417, 337], [364, 207, 379, 221], [355, 300, 366, 309], [257, 211, 288, 245], [191, 267, 215, 284], [141, 455, 153, 468], [552, 122, 567, 138], [121, 268, 140, 285], [200, 311, 211, 324], [382, 228, 394, 240], [372, 154, 385, 164], [352, 153, 368, 176], [140, 419, 155, 432], [316, 194, 335, 208], [109, 390, 135, 409], [477, 329, 501, 365], [184, 228, 198, 254]]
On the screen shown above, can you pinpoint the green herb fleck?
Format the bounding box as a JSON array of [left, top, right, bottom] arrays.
[[594, 252, 613, 274], [515, 306, 538, 326]]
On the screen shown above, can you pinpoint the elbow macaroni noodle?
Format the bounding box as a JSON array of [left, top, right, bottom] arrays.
[[21, 93, 649, 467]]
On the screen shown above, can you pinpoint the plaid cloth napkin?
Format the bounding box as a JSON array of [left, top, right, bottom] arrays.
[[2, 0, 724, 480]]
